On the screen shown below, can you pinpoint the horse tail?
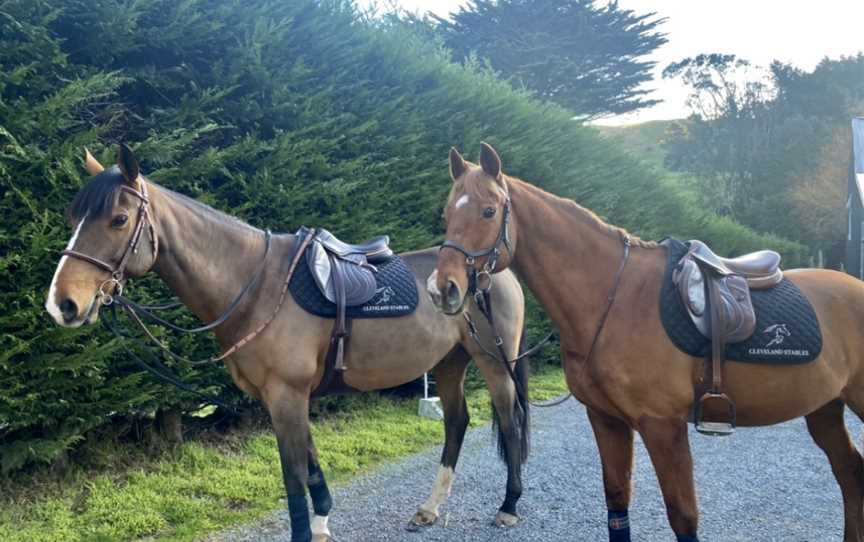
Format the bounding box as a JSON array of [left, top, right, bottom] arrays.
[[491, 325, 531, 464]]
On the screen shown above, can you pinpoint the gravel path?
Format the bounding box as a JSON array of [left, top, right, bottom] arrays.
[[214, 398, 861, 541]]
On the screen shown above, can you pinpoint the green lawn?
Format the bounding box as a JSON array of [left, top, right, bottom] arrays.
[[0, 369, 568, 542]]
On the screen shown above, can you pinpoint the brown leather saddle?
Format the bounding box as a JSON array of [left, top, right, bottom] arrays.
[[305, 228, 394, 396], [672, 240, 782, 436]]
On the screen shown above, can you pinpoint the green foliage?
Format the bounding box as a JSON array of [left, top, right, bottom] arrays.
[[0, 0, 799, 473], [663, 52, 864, 251], [429, 0, 668, 119]]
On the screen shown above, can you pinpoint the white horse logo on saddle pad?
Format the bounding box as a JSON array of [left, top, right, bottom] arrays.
[[763, 323, 791, 347]]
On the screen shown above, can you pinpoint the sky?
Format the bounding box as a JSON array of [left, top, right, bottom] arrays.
[[367, 0, 864, 125]]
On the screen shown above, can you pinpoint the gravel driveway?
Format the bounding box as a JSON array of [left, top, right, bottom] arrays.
[[214, 397, 860, 541]]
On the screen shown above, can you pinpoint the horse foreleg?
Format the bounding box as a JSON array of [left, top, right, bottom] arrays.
[[266, 382, 314, 542], [307, 438, 334, 542], [587, 408, 634, 542], [638, 417, 700, 542], [409, 349, 470, 529], [806, 399, 864, 542]]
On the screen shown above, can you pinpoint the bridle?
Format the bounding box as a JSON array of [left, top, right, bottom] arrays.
[[439, 195, 560, 407], [62, 180, 157, 305], [440, 196, 512, 300]]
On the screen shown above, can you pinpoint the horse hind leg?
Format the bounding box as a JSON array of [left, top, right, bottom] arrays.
[[408, 347, 471, 529], [807, 399, 864, 542], [472, 349, 530, 528]]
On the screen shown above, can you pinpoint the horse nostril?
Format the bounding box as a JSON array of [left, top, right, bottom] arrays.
[[445, 280, 462, 309], [59, 298, 78, 322]]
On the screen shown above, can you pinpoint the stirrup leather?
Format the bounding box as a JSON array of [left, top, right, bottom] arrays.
[[695, 269, 738, 437]]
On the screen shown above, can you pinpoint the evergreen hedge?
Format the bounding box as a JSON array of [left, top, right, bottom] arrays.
[[0, 0, 803, 473]]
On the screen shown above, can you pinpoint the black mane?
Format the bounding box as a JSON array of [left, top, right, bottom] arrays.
[[67, 166, 125, 223]]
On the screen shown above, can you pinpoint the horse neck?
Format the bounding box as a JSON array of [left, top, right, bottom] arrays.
[[507, 178, 650, 355], [147, 184, 270, 325]]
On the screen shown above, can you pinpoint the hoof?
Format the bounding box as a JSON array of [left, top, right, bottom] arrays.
[[493, 510, 519, 528], [312, 535, 334, 542], [406, 508, 439, 531]]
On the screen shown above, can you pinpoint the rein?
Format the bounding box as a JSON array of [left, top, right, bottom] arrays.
[[97, 231, 315, 412], [105, 231, 313, 365]]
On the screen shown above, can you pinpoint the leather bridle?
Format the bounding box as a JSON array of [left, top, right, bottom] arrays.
[[440, 196, 512, 299], [439, 195, 559, 407], [62, 180, 157, 305]]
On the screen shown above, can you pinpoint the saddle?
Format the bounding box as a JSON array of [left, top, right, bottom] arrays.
[[672, 240, 783, 436], [304, 228, 394, 378]]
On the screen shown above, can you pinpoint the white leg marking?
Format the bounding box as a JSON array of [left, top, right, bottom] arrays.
[[420, 465, 455, 515], [311, 515, 330, 538], [454, 194, 470, 209], [45, 215, 87, 324]]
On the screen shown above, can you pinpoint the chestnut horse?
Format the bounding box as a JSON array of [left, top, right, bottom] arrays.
[[45, 146, 530, 542], [431, 142, 864, 542]]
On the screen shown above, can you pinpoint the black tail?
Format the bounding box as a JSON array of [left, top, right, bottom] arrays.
[[491, 326, 531, 464]]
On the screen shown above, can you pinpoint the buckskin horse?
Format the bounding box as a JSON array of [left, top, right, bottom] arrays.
[[45, 145, 530, 542], [431, 142, 864, 542]]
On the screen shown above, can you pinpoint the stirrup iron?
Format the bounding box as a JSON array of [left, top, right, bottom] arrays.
[[695, 392, 736, 436]]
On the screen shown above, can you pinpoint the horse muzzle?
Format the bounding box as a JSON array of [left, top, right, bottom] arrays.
[[427, 269, 466, 315]]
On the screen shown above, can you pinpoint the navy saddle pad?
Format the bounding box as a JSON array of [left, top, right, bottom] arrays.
[[659, 238, 822, 364], [288, 244, 419, 319]]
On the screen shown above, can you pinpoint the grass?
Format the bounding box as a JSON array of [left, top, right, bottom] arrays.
[[0, 368, 567, 542]]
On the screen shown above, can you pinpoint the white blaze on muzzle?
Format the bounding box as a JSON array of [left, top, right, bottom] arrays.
[[45, 215, 87, 325], [426, 269, 442, 303]]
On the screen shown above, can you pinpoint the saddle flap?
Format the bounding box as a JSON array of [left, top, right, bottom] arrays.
[[673, 258, 756, 344], [308, 241, 333, 300], [716, 274, 756, 343], [307, 241, 378, 306]]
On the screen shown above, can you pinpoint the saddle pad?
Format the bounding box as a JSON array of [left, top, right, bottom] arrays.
[[289, 249, 418, 319], [659, 238, 822, 364]]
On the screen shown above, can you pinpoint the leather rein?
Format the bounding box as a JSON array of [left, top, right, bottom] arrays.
[[440, 195, 632, 408]]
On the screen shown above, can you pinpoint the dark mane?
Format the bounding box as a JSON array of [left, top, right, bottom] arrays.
[[67, 166, 125, 223]]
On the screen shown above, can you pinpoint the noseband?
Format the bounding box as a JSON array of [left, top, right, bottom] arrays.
[[62, 181, 157, 304], [440, 197, 512, 295]]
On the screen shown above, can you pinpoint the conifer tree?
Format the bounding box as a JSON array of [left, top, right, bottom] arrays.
[[432, 0, 667, 119]]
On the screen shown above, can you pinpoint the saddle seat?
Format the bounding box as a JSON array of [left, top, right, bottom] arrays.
[[687, 240, 782, 290], [314, 229, 393, 263]]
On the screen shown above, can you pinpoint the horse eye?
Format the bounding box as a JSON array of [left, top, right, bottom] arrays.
[[483, 207, 496, 219], [111, 214, 129, 229]]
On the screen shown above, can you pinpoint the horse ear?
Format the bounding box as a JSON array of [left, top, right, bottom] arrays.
[[117, 143, 140, 186], [84, 148, 105, 176], [449, 147, 467, 181], [479, 141, 502, 182]]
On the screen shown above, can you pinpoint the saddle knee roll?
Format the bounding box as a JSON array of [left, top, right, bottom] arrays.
[[673, 259, 756, 344]]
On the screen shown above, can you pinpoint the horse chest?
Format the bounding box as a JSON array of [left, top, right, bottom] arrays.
[[559, 352, 617, 413]]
